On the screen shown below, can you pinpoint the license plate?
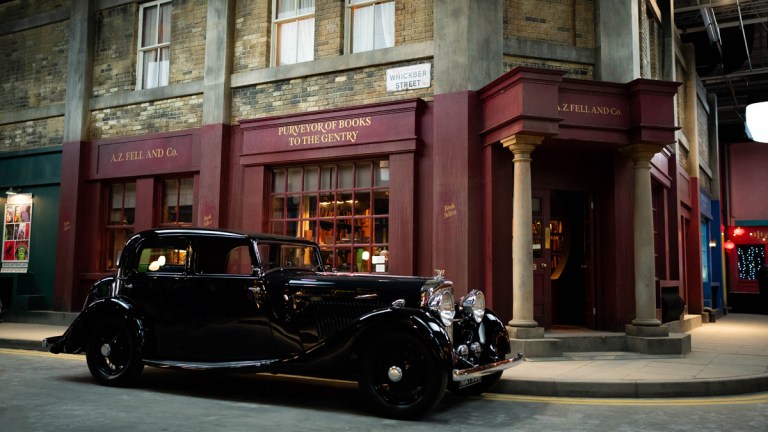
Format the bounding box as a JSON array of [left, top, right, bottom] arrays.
[[458, 377, 481, 389]]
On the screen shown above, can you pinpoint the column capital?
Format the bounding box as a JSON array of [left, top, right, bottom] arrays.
[[501, 134, 545, 154], [620, 143, 665, 164]]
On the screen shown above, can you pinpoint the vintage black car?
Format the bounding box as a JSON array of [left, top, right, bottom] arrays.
[[45, 228, 522, 418]]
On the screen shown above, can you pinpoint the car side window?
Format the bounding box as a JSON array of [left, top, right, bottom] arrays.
[[193, 238, 254, 275], [137, 245, 188, 274]]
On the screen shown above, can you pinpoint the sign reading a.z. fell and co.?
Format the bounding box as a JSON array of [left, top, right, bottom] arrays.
[[96, 134, 193, 177]]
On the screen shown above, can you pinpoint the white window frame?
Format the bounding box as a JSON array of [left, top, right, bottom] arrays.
[[137, 0, 172, 90], [271, 0, 316, 66], [345, 0, 395, 54]]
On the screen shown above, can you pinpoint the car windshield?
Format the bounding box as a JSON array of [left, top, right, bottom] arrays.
[[256, 241, 321, 272]]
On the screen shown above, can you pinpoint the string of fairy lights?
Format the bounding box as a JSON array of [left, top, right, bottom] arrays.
[[737, 244, 765, 280]]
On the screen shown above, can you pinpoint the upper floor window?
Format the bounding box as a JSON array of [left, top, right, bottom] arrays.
[[138, 0, 172, 90], [274, 0, 315, 65], [348, 0, 394, 53]]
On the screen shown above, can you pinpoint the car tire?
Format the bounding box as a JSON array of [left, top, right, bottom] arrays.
[[358, 332, 447, 419], [448, 371, 503, 396], [85, 318, 144, 387]]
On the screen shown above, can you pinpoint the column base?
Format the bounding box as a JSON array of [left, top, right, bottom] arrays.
[[625, 324, 669, 337], [506, 325, 545, 339]]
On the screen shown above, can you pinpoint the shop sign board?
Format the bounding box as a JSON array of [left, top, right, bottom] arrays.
[[2, 193, 33, 273]]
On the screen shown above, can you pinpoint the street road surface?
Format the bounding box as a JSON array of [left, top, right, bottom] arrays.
[[1, 348, 766, 431]]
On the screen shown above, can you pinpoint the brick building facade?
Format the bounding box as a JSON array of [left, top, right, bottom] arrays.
[[0, 0, 720, 340]]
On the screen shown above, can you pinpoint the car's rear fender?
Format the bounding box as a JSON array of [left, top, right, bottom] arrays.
[[52, 297, 149, 355]]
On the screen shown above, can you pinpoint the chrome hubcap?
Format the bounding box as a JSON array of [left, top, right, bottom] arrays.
[[387, 366, 403, 382], [100, 343, 112, 357]]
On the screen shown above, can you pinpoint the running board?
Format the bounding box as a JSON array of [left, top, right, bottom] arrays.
[[143, 358, 279, 371]]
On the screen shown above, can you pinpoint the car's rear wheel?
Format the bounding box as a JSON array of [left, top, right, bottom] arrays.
[[86, 318, 144, 387], [358, 333, 447, 419]]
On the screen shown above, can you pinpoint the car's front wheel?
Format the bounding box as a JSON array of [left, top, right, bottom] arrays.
[[85, 318, 144, 386], [358, 333, 447, 419]]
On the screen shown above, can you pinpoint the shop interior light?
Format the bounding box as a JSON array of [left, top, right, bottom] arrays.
[[745, 102, 768, 143], [5, 187, 17, 195], [733, 226, 745, 236], [723, 240, 736, 251]]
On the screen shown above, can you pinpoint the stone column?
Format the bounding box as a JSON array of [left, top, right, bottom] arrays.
[[624, 144, 664, 330], [503, 134, 544, 337]]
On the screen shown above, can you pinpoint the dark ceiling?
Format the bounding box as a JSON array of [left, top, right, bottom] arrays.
[[675, 0, 768, 143]]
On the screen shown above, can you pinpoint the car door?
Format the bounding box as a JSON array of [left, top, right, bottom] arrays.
[[183, 236, 275, 362], [123, 237, 192, 360]]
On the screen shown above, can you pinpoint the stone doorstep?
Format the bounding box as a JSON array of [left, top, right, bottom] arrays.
[[2, 310, 78, 326], [510, 332, 693, 358]]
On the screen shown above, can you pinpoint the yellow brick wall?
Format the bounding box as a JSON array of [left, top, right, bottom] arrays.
[[396, 0, 433, 45], [93, 3, 139, 96], [505, 0, 594, 49], [0, 118, 65, 152], [0, 21, 69, 111], [0, 0, 68, 21], [232, 60, 434, 122], [171, 0, 207, 84], [90, 95, 204, 140], [234, 0, 271, 72]]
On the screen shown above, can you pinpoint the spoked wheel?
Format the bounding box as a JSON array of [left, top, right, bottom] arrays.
[[358, 333, 447, 419], [86, 318, 144, 387]]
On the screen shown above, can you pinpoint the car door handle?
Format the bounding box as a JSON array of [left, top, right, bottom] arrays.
[[355, 294, 378, 300]]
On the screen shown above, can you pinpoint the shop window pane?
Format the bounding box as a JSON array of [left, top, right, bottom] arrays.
[[273, 169, 286, 192], [336, 248, 353, 272], [163, 179, 179, 222], [374, 160, 389, 187], [373, 217, 388, 243], [355, 191, 371, 216], [286, 221, 299, 237], [302, 194, 318, 218], [110, 184, 125, 224], [319, 192, 335, 217], [339, 164, 354, 189], [337, 220, 353, 243], [356, 163, 372, 187], [320, 165, 335, 190], [124, 183, 136, 224], [286, 195, 301, 218], [354, 218, 371, 243], [179, 178, 193, 223], [337, 191, 353, 216], [271, 196, 285, 219], [373, 190, 388, 215], [304, 167, 319, 191], [287, 168, 303, 192]]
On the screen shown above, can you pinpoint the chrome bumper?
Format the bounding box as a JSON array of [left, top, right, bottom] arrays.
[[451, 352, 524, 382]]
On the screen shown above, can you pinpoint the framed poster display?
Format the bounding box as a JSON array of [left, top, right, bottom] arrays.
[[2, 193, 33, 273]]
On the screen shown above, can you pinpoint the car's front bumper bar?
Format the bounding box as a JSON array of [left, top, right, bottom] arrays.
[[451, 352, 524, 382]]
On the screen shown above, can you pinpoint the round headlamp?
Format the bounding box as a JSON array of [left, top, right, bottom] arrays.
[[428, 288, 455, 327], [462, 289, 486, 323]]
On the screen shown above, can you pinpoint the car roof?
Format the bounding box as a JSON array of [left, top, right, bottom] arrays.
[[132, 228, 317, 246]]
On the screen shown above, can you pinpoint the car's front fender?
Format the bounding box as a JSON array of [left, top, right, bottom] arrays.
[[272, 306, 454, 377]]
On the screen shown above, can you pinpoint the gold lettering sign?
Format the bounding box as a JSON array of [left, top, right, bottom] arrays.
[[278, 117, 373, 147], [110, 147, 179, 163], [443, 203, 457, 219], [558, 103, 622, 116]]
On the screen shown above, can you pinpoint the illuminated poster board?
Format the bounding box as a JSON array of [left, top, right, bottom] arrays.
[[2, 193, 33, 273]]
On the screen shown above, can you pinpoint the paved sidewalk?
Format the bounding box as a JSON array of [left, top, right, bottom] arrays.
[[1, 313, 767, 398]]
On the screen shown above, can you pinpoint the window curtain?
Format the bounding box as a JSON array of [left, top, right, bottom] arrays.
[[277, 0, 315, 65], [352, 1, 394, 53]]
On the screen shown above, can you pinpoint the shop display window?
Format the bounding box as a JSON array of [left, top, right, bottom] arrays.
[[160, 177, 194, 227], [270, 160, 390, 273], [105, 182, 136, 270]]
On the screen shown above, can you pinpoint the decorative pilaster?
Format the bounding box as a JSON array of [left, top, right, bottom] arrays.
[[503, 134, 544, 337]]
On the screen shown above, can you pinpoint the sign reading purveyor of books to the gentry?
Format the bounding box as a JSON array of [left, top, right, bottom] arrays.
[[2, 193, 33, 273]]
